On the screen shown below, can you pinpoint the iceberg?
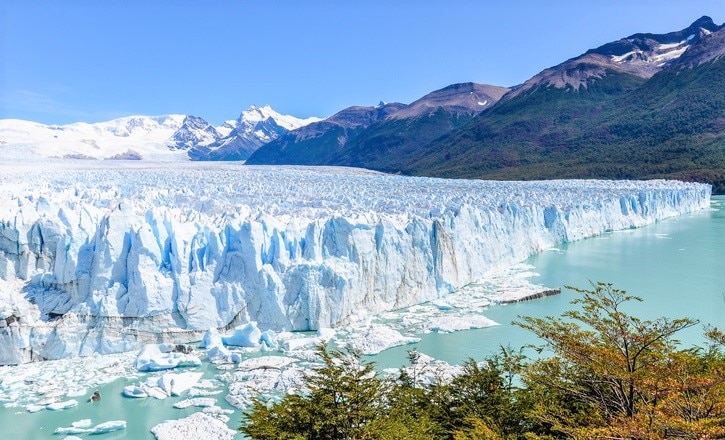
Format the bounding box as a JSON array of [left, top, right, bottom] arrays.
[[55, 419, 126, 435], [172, 397, 217, 409], [0, 162, 712, 364], [134, 344, 201, 372], [122, 384, 148, 398], [223, 322, 262, 347], [425, 315, 499, 333], [124, 371, 203, 400], [46, 399, 78, 410], [91, 420, 127, 433], [346, 324, 421, 355]]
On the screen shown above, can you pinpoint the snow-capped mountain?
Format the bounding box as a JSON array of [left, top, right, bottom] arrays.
[[169, 115, 222, 150], [245, 83, 509, 167], [0, 115, 188, 161], [507, 15, 723, 98], [0, 105, 320, 161], [188, 105, 321, 161]]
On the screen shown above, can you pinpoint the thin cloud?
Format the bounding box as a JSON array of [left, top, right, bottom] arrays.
[[0, 88, 129, 123]]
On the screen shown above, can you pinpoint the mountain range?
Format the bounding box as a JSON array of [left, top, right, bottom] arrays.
[[0, 105, 318, 161], [247, 16, 725, 193], [1, 16, 723, 192]]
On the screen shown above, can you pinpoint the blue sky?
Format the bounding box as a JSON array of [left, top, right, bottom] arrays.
[[1, 1, 723, 125]]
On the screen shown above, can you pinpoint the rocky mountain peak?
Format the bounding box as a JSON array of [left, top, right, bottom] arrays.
[[506, 16, 724, 99], [388, 83, 510, 120]]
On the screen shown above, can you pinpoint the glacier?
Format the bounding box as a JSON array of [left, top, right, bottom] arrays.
[[0, 161, 711, 364]]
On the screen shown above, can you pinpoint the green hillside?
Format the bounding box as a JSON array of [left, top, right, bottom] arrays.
[[407, 59, 725, 193]]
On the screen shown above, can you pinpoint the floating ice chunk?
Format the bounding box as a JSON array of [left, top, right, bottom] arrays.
[[168, 372, 203, 396], [236, 355, 297, 371], [127, 371, 203, 400], [225, 355, 305, 409], [46, 399, 78, 410], [199, 328, 223, 349], [281, 336, 321, 351], [123, 385, 148, 398], [26, 404, 45, 412], [134, 344, 201, 371], [55, 426, 90, 435], [173, 397, 217, 409], [201, 405, 234, 423], [91, 420, 127, 433], [188, 388, 222, 398], [145, 386, 169, 400], [151, 412, 237, 440], [55, 419, 125, 435], [206, 344, 231, 363], [425, 315, 498, 333], [223, 322, 262, 347], [347, 325, 420, 355], [200, 328, 232, 362], [71, 419, 93, 429], [260, 329, 279, 349], [202, 405, 234, 416]]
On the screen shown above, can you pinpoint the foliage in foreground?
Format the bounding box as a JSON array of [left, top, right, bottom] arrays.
[[241, 282, 725, 439]]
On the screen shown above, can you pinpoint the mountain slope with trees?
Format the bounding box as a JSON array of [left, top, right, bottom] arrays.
[[248, 17, 725, 193], [409, 25, 725, 192]]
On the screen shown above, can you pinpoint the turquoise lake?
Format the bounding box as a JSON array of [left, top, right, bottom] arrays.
[[1, 196, 723, 439]]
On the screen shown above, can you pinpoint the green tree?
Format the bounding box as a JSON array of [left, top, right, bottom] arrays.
[[241, 344, 385, 439], [516, 282, 725, 438]]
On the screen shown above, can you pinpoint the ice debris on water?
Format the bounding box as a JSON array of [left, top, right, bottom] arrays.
[[150, 411, 236, 440], [345, 324, 421, 355], [123, 371, 203, 399], [197, 323, 280, 364], [0, 351, 137, 410], [134, 344, 202, 372]]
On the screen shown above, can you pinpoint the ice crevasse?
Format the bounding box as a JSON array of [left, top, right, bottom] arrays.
[[0, 163, 712, 364]]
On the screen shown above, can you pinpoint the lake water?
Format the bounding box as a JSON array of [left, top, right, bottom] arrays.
[[1, 196, 723, 439]]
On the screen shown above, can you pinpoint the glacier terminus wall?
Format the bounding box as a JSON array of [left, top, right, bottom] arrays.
[[0, 162, 712, 364]]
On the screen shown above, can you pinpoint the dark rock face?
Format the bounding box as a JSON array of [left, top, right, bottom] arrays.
[[245, 85, 509, 168], [671, 26, 725, 68], [507, 16, 724, 99], [187, 106, 312, 161]]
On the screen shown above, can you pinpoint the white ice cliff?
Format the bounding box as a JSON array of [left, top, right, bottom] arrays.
[[0, 161, 712, 364]]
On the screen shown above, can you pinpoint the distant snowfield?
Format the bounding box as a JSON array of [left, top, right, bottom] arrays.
[[0, 161, 712, 365], [0, 116, 190, 161], [0, 106, 321, 162]]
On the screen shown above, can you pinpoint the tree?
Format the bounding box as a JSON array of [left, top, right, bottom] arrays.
[[242, 283, 724, 439], [517, 282, 725, 438], [241, 344, 385, 439]]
